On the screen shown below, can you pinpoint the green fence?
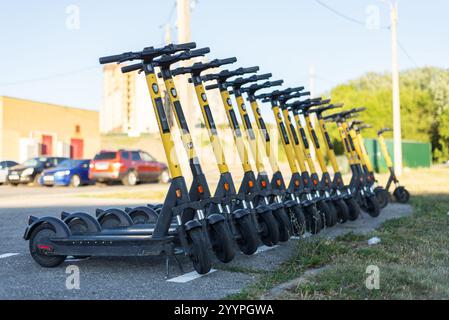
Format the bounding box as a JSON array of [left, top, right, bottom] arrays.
[[364, 138, 432, 173]]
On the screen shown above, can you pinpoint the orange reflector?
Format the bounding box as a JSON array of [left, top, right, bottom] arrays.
[[198, 185, 204, 194], [248, 180, 254, 188], [276, 179, 282, 187], [294, 180, 300, 187], [313, 179, 318, 186], [224, 182, 230, 192], [176, 189, 182, 198], [261, 180, 267, 188]]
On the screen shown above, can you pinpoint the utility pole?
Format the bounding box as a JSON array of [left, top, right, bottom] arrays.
[[388, 0, 403, 176], [176, 0, 196, 126]]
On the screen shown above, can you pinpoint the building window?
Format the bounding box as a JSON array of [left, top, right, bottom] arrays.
[[75, 125, 81, 134]]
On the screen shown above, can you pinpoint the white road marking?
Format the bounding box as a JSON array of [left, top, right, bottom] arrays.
[[0, 253, 20, 259], [167, 269, 217, 283], [255, 245, 279, 254]]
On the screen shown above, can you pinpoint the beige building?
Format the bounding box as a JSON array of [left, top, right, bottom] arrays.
[[100, 63, 229, 136], [0, 96, 100, 163]]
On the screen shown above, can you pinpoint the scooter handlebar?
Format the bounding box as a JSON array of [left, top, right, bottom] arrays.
[[99, 42, 197, 65]]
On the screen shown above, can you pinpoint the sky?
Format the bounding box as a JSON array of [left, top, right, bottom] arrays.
[[0, 0, 447, 112]]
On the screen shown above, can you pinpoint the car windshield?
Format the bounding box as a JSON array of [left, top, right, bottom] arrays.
[[57, 160, 85, 169], [94, 152, 117, 160], [22, 158, 43, 167]]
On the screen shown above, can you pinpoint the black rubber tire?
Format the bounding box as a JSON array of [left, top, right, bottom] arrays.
[[122, 171, 138, 186], [345, 197, 361, 221], [393, 186, 410, 204], [317, 201, 337, 227], [208, 221, 235, 263], [272, 207, 292, 242], [66, 219, 91, 260], [70, 175, 82, 188], [375, 186, 389, 209], [234, 215, 259, 255], [333, 199, 350, 224], [289, 205, 306, 236], [365, 195, 381, 218], [304, 205, 323, 234], [29, 224, 66, 268], [258, 211, 280, 247], [98, 215, 121, 229], [188, 228, 212, 275]]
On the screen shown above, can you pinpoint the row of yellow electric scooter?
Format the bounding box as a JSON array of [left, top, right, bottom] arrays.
[[24, 43, 408, 275]]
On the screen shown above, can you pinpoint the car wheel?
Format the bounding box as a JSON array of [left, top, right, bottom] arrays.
[[33, 174, 42, 187], [159, 169, 171, 184], [122, 171, 138, 186], [70, 175, 82, 188]]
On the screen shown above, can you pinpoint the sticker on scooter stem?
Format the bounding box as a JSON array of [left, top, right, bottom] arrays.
[[241, 103, 247, 112], [171, 88, 178, 98], [152, 84, 159, 94], [227, 98, 232, 107], [201, 93, 207, 102]]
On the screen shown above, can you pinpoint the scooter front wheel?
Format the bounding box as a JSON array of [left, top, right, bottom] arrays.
[[393, 186, 410, 204], [272, 207, 292, 242], [188, 228, 212, 275], [208, 220, 235, 263], [345, 197, 361, 221], [365, 195, 381, 218], [234, 215, 259, 255], [374, 186, 389, 209], [258, 211, 280, 247], [289, 205, 306, 236], [333, 199, 350, 224], [304, 205, 323, 234]]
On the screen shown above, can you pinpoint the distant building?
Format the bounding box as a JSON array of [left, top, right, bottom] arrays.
[[100, 64, 228, 135], [0, 96, 100, 163]]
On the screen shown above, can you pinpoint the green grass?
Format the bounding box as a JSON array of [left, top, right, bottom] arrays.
[[227, 194, 449, 300]]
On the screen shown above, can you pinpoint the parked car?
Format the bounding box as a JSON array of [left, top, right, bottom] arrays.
[[8, 157, 68, 186], [89, 150, 169, 186], [0, 161, 19, 185], [39, 159, 92, 188]]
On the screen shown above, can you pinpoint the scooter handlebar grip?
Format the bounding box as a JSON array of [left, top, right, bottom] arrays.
[[189, 47, 211, 58], [206, 84, 219, 90], [241, 66, 260, 74], [257, 73, 272, 80], [121, 63, 142, 73], [270, 80, 284, 87], [217, 57, 237, 66], [173, 42, 197, 51], [99, 54, 127, 64]]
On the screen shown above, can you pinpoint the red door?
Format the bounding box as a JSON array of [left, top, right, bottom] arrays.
[[70, 139, 84, 159], [41, 135, 53, 156]]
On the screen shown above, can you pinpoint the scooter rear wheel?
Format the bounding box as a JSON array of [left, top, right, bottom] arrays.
[[188, 228, 212, 275], [365, 195, 381, 217], [333, 199, 350, 224], [272, 207, 292, 242], [29, 224, 66, 268], [258, 212, 280, 247], [317, 201, 338, 227], [289, 205, 306, 236], [374, 186, 389, 209], [345, 197, 361, 221], [208, 221, 235, 263], [234, 215, 259, 255], [393, 187, 410, 204]]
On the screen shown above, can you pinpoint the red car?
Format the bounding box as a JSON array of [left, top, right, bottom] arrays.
[[89, 150, 170, 186]]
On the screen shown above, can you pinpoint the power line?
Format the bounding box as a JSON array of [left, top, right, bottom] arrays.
[[312, 0, 419, 67], [0, 65, 101, 87]]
